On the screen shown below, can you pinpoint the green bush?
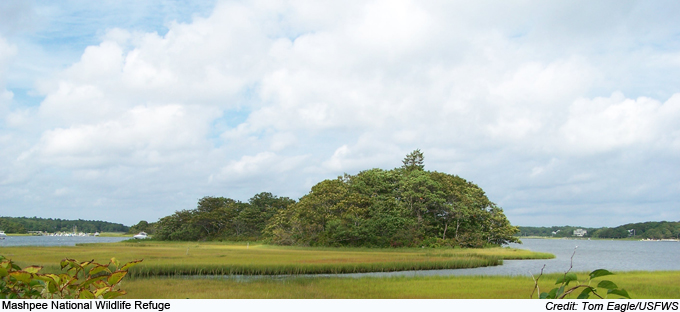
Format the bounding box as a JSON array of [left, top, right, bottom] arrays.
[[0, 255, 142, 299]]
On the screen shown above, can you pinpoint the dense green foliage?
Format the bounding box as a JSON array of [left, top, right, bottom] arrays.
[[153, 192, 295, 241], [0, 255, 140, 299], [519, 221, 680, 239], [0, 217, 128, 234], [592, 221, 679, 239], [264, 151, 520, 247]]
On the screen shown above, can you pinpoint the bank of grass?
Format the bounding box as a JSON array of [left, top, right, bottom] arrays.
[[121, 271, 680, 299], [0, 241, 552, 277]]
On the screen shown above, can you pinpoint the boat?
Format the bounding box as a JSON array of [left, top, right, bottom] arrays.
[[133, 232, 148, 239], [93, 232, 100, 236], [0, 231, 6, 239]]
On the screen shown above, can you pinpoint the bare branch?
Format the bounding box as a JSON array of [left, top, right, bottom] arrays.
[[530, 264, 546, 299]]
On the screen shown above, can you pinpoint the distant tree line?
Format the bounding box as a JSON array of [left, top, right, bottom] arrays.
[[518, 221, 680, 239], [592, 221, 679, 239], [0, 217, 129, 233], [517, 226, 598, 238], [151, 150, 520, 248]]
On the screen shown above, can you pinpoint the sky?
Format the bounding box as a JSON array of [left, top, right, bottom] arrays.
[[1, 0, 679, 227]]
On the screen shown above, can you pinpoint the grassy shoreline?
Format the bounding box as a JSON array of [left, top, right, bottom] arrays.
[[1, 241, 553, 277]]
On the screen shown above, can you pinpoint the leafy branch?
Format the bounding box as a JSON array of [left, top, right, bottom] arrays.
[[0, 255, 142, 299], [531, 248, 630, 299]]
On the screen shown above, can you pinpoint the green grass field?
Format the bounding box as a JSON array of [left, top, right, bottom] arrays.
[[120, 271, 680, 299], [0, 241, 553, 277]]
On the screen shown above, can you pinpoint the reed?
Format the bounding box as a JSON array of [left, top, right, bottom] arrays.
[[125, 255, 501, 278]]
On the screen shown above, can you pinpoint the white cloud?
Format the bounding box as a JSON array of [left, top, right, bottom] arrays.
[[560, 92, 680, 154], [26, 104, 213, 168], [2, 1, 680, 226]]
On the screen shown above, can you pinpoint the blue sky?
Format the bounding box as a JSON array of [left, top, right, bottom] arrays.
[[1, 0, 680, 227]]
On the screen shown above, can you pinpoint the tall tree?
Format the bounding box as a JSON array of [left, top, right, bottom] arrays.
[[402, 149, 425, 171]]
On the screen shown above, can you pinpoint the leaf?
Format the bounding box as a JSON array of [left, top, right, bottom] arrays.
[[555, 272, 578, 285], [107, 271, 127, 285], [103, 290, 126, 299], [94, 287, 109, 298], [35, 274, 58, 284], [60, 259, 76, 270], [0, 260, 10, 270], [545, 288, 558, 299], [47, 281, 58, 293], [539, 292, 548, 299], [89, 265, 111, 276], [9, 271, 32, 283], [590, 269, 614, 279], [577, 287, 593, 299], [79, 289, 95, 299], [597, 280, 618, 290], [80, 275, 107, 289], [119, 259, 143, 271], [556, 285, 565, 297], [0, 267, 7, 277], [23, 266, 42, 274], [110, 258, 120, 269], [608, 288, 631, 299]]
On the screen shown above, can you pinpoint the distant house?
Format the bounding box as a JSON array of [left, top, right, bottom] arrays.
[[573, 229, 587, 237]]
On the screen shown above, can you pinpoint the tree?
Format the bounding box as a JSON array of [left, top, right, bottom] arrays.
[[402, 149, 424, 171]]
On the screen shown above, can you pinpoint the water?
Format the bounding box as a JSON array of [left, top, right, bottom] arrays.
[[332, 238, 680, 278], [0, 235, 130, 246]]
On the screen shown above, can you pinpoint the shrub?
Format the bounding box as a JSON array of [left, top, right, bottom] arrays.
[[0, 255, 142, 299]]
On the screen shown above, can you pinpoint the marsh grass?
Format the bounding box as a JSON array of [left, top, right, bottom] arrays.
[[125, 256, 500, 277], [121, 271, 680, 299], [0, 241, 552, 277]]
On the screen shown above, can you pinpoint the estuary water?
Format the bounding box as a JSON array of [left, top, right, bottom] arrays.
[[336, 238, 680, 278], [0, 235, 130, 246]]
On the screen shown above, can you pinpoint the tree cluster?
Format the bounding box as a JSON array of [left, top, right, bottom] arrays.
[[518, 221, 680, 239], [591, 221, 679, 239], [264, 150, 519, 247], [0, 217, 128, 234], [153, 192, 295, 241]]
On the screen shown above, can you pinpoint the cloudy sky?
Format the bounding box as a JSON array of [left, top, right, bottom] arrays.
[[1, 0, 679, 227]]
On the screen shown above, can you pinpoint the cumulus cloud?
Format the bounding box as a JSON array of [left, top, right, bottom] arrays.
[[1, 1, 680, 226], [560, 92, 680, 154]]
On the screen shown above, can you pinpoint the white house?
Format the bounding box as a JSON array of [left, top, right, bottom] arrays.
[[573, 229, 587, 237]]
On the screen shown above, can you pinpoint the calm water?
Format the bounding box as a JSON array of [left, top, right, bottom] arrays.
[[334, 238, 680, 278], [0, 235, 130, 246]]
